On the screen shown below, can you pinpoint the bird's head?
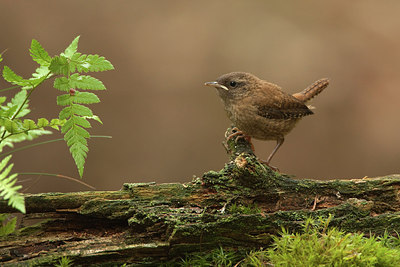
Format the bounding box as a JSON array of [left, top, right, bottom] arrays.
[[204, 72, 260, 102]]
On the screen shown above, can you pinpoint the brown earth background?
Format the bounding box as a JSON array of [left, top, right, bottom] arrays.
[[1, 1, 400, 193]]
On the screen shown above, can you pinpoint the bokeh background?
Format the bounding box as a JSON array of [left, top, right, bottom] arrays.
[[1, 1, 400, 193]]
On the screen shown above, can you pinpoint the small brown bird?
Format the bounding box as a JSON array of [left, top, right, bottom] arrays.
[[205, 72, 329, 169]]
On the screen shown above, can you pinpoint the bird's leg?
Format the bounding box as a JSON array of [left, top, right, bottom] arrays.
[[262, 137, 284, 171], [226, 127, 255, 152]]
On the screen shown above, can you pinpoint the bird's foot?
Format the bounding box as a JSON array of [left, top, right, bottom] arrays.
[[260, 160, 280, 172]]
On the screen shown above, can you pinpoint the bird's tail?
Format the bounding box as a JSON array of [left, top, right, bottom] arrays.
[[292, 78, 329, 103]]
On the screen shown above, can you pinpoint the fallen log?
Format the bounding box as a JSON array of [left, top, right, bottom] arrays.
[[1, 128, 399, 266]]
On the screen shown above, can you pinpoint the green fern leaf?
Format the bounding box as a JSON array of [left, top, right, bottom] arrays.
[[73, 92, 100, 104], [70, 145, 87, 177], [2, 66, 31, 87], [0, 215, 17, 236], [63, 36, 80, 58], [58, 106, 72, 120], [49, 56, 70, 76], [53, 77, 70, 92], [30, 39, 51, 66], [49, 118, 66, 130], [1, 117, 64, 142], [84, 54, 114, 72], [70, 74, 106, 90], [22, 119, 37, 129], [0, 156, 25, 213], [68, 124, 90, 138], [59, 103, 93, 177], [1, 119, 20, 134], [73, 116, 91, 128], [9, 90, 30, 118], [57, 94, 72, 106], [63, 124, 90, 143], [2, 105, 18, 119], [59, 104, 93, 120], [65, 133, 87, 147], [61, 116, 91, 134], [54, 74, 106, 91], [71, 104, 93, 117], [69, 53, 85, 73], [84, 115, 103, 124], [31, 66, 51, 82], [72, 54, 114, 73], [63, 124, 90, 177], [37, 118, 49, 127]]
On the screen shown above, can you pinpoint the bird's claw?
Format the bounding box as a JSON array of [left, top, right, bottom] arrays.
[[260, 160, 280, 172]]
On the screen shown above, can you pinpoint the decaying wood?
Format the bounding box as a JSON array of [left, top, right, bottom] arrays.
[[1, 127, 400, 266]]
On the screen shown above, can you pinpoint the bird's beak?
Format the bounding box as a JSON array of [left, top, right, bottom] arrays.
[[204, 81, 229, 91]]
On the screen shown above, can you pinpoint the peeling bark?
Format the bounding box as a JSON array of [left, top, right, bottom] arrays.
[[1, 128, 400, 266]]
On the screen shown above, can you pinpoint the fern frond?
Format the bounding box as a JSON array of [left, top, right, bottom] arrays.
[[30, 39, 51, 66], [0, 156, 25, 213], [50, 36, 112, 177], [2, 66, 31, 87], [62, 36, 80, 58]]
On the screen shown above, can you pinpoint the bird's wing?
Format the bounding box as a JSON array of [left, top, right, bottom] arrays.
[[255, 89, 313, 120]]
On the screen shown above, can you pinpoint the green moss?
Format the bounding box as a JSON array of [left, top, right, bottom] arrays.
[[167, 246, 245, 267], [267, 216, 400, 267], [166, 216, 400, 266], [228, 202, 261, 215]]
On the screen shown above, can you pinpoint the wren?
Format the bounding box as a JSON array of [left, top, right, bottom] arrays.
[[205, 72, 329, 169]]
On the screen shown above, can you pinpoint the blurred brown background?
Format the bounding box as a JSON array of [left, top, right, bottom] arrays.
[[1, 1, 400, 193]]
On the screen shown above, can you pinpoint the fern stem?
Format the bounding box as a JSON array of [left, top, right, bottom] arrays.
[[0, 85, 20, 93], [1, 127, 49, 142], [0, 135, 111, 158], [18, 172, 96, 190], [11, 72, 51, 121]]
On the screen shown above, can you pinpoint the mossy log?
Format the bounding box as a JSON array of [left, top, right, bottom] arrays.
[[1, 128, 400, 266]]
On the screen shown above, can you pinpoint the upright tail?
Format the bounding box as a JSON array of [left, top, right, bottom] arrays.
[[292, 78, 329, 103]]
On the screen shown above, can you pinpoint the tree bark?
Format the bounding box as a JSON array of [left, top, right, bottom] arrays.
[[1, 128, 400, 266]]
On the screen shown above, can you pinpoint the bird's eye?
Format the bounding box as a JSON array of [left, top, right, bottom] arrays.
[[229, 81, 237, 87]]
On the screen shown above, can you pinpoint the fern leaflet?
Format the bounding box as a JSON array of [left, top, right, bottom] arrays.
[[0, 155, 25, 213], [0, 214, 17, 237]]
